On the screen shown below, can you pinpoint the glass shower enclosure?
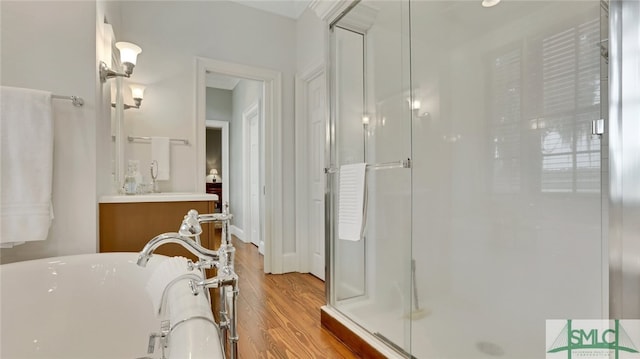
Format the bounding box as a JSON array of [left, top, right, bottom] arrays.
[[328, 1, 607, 357]]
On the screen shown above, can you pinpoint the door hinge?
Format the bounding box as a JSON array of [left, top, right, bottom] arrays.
[[591, 119, 605, 136]]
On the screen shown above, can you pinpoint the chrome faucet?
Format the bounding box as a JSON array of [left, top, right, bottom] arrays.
[[137, 204, 234, 268], [150, 160, 159, 193], [137, 204, 239, 359], [136, 232, 219, 267], [156, 272, 204, 316], [178, 209, 202, 237]]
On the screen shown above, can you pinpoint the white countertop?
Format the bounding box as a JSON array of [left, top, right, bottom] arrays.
[[99, 192, 219, 204]]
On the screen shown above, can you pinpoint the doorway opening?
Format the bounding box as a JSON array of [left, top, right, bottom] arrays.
[[205, 120, 228, 212], [204, 73, 263, 252], [196, 57, 283, 274]]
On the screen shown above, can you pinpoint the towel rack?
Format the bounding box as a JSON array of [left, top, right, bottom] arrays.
[[324, 158, 411, 174], [52, 94, 84, 107], [367, 159, 411, 171], [127, 136, 190, 145]]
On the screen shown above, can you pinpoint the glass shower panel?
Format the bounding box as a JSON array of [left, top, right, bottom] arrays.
[[333, 26, 366, 302], [331, 0, 413, 354], [410, 1, 604, 358]]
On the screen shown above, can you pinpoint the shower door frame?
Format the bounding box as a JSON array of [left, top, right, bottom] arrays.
[[608, 0, 640, 319], [326, 20, 370, 306]]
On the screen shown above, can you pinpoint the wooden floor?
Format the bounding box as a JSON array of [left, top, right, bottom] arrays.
[[230, 237, 358, 358]]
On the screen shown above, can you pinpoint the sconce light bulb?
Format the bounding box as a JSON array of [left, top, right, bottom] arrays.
[[481, 0, 501, 7], [129, 84, 145, 109], [129, 84, 145, 100], [411, 100, 421, 110], [116, 42, 142, 66], [362, 115, 370, 125]]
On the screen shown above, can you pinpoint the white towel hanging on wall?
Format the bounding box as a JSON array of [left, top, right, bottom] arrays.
[[0, 86, 54, 248], [151, 137, 170, 181], [338, 163, 367, 241]]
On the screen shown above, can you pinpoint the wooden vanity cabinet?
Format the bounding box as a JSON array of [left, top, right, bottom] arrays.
[[99, 200, 219, 260]]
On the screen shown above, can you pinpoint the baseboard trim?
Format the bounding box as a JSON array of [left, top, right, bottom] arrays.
[[230, 225, 246, 242], [320, 306, 404, 359], [282, 252, 298, 273]]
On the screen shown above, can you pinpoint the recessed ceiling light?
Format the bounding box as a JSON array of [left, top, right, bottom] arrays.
[[482, 0, 501, 8]]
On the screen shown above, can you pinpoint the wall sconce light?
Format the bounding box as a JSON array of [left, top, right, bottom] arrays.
[[100, 41, 142, 83], [129, 84, 145, 108], [362, 115, 370, 126], [481, 0, 501, 7], [111, 84, 145, 110], [410, 100, 421, 111], [418, 111, 431, 119], [409, 97, 431, 119]]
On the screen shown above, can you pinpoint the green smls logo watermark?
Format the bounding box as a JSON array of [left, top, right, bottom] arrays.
[[547, 320, 640, 359]]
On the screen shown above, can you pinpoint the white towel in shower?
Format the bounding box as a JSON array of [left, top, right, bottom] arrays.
[[151, 137, 170, 180], [338, 163, 367, 241], [0, 86, 54, 248]]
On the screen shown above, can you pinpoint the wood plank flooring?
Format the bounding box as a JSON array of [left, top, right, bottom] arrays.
[[230, 237, 358, 358]]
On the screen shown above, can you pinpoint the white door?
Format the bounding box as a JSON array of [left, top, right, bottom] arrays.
[[308, 73, 326, 280], [249, 109, 263, 253]]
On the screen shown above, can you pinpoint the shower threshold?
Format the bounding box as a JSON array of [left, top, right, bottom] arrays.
[[373, 332, 417, 359]]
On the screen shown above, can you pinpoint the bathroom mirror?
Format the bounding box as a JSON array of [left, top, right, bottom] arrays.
[[112, 78, 125, 193], [102, 20, 126, 194]]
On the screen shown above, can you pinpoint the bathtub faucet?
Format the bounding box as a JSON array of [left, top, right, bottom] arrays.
[[178, 209, 202, 237], [138, 204, 239, 359], [188, 264, 239, 359], [189, 271, 238, 295], [178, 207, 233, 238], [136, 232, 219, 267]]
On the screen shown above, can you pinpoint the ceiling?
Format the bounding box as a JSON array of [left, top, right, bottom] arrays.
[[206, 72, 241, 90], [229, 0, 312, 19]]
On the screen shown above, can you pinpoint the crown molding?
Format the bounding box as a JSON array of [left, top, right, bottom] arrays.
[[309, 0, 353, 23]]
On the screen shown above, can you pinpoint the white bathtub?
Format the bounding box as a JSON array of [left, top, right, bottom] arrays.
[[0, 253, 223, 359]]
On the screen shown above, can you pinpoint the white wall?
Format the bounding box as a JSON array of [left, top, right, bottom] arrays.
[[294, 7, 327, 272], [296, 8, 326, 73], [293, 7, 326, 261], [0, 1, 105, 263]]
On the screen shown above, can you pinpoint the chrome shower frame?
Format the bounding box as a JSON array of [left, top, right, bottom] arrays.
[[608, 0, 640, 319]]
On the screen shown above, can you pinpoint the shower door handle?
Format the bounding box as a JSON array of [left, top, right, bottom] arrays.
[[591, 119, 605, 136]]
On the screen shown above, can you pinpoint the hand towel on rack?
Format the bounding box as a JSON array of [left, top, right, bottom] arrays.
[[338, 163, 367, 241], [151, 137, 170, 181], [0, 86, 54, 248]]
